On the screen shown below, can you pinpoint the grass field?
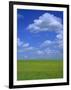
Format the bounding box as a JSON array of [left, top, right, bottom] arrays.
[[17, 60, 63, 80]]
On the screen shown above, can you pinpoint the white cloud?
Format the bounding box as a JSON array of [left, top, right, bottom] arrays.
[[25, 47, 34, 50], [44, 48, 60, 55], [40, 40, 53, 47], [23, 46, 36, 52], [58, 40, 63, 48], [37, 50, 44, 55], [17, 38, 23, 47], [23, 43, 29, 48], [18, 46, 36, 53], [44, 48, 52, 54], [17, 38, 36, 52], [27, 13, 63, 33], [18, 13, 63, 59], [56, 30, 63, 40], [24, 55, 28, 59], [17, 38, 31, 49], [27, 12, 63, 50], [40, 38, 63, 49], [56, 34, 63, 40]]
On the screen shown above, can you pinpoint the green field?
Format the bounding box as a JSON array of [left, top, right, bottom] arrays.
[[17, 60, 63, 80]]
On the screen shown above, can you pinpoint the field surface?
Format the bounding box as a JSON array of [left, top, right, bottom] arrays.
[[17, 60, 63, 80]]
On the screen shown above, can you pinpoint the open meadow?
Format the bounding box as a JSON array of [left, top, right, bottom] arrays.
[[17, 60, 63, 80]]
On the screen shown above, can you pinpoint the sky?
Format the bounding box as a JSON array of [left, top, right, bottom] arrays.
[[17, 9, 63, 60]]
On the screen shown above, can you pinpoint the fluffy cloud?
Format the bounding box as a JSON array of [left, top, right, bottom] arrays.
[[27, 12, 63, 50], [23, 43, 30, 48], [37, 50, 44, 55], [27, 13, 62, 33], [17, 38, 37, 52], [23, 55, 28, 59], [44, 48, 59, 55], [56, 34, 62, 40], [58, 40, 63, 48], [17, 38, 30, 48], [40, 40, 53, 47], [40, 38, 63, 50], [17, 38, 23, 47], [35, 47, 62, 59], [23, 46, 35, 51], [17, 38, 35, 52], [56, 29, 63, 39]]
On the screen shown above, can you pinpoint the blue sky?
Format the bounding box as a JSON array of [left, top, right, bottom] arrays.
[[17, 9, 63, 60]]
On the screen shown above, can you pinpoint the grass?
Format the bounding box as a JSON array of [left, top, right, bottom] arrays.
[[17, 60, 63, 80]]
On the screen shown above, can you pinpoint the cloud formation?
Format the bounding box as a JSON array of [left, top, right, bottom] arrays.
[[23, 43, 29, 48], [27, 12, 63, 50], [37, 50, 44, 55], [27, 13, 63, 33], [40, 38, 63, 49], [17, 12, 63, 59], [17, 37, 63, 59], [17, 38, 36, 52], [40, 40, 53, 47], [17, 38, 23, 47]]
